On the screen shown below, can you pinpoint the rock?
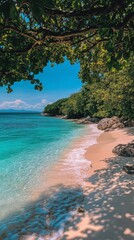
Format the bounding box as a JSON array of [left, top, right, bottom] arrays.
[[77, 119, 89, 124], [72, 117, 100, 125], [85, 116, 100, 123], [112, 142, 134, 157], [123, 165, 134, 174], [77, 206, 85, 213], [112, 144, 126, 155], [61, 115, 68, 119], [73, 118, 92, 124], [97, 116, 125, 131], [41, 112, 49, 116], [120, 117, 134, 127], [110, 123, 125, 130], [85, 116, 91, 120]]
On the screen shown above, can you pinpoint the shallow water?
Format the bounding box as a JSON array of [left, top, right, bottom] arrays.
[[0, 113, 87, 220], [0, 113, 102, 239]]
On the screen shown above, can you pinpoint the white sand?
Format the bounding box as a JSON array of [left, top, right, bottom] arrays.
[[63, 128, 134, 240]]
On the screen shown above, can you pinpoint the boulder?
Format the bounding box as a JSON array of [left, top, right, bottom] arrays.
[[61, 115, 68, 119], [123, 165, 134, 174], [86, 116, 100, 123], [110, 122, 125, 130], [97, 116, 125, 131], [77, 119, 92, 124], [120, 117, 134, 127], [123, 119, 134, 127], [72, 118, 92, 124], [112, 142, 134, 157]]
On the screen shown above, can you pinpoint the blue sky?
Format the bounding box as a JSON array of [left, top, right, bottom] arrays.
[[0, 60, 82, 111]]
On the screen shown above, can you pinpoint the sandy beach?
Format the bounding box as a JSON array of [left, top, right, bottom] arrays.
[[0, 126, 133, 240], [63, 127, 134, 240]]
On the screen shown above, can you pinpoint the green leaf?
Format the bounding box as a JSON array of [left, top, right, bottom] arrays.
[[10, 3, 18, 19]]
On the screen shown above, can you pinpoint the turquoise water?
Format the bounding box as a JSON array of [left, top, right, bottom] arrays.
[[0, 113, 85, 220]]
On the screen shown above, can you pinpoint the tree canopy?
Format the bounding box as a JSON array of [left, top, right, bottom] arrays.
[[44, 98, 68, 116], [0, 0, 134, 92], [44, 55, 134, 119]]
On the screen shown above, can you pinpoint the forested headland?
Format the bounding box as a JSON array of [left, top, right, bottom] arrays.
[[44, 53, 134, 120]]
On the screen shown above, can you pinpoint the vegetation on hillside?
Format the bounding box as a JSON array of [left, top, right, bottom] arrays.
[[44, 98, 68, 116], [44, 55, 134, 119], [0, 0, 133, 92]]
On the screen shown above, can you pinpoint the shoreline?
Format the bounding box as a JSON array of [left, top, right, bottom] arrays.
[[0, 124, 100, 223], [31, 124, 102, 199], [63, 127, 134, 239], [85, 128, 134, 171], [0, 125, 133, 240]]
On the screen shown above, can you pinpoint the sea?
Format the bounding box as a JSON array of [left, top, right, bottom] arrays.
[[0, 112, 101, 239]]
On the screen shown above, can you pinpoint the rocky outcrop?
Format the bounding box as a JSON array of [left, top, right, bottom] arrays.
[[112, 141, 134, 157], [41, 112, 49, 116], [76, 116, 100, 124], [97, 116, 125, 131], [120, 117, 134, 127], [85, 116, 100, 123], [55, 115, 68, 119], [71, 117, 99, 124], [72, 118, 91, 124], [123, 165, 134, 174]]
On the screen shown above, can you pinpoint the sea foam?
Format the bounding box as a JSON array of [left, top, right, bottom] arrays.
[[0, 114, 102, 239]]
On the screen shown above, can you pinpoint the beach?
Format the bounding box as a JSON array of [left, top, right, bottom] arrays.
[[0, 121, 134, 240], [63, 127, 134, 240]]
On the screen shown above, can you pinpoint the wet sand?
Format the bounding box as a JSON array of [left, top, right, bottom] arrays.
[[85, 127, 134, 171], [0, 126, 133, 240], [63, 127, 134, 240], [0, 125, 101, 240]]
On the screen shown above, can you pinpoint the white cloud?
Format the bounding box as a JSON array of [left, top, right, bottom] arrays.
[[0, 99, 48, 110]]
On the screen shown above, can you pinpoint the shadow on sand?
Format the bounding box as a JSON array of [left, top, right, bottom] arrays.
[[63, 154, 134, 240], [123, 127, 134, 136], [0, 153, 134, 239]]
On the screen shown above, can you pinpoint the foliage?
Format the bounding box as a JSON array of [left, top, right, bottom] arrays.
[[44, 55, 134, 119], [80, 53, 134, 119], [0, 0, 134, 91], [44, 98, 68, 116], [61, 92, 86, 118]]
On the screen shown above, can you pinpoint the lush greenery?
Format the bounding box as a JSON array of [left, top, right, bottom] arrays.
[[44, 55, 134, 119], [44, 98, 68, 116], [1, 1, 134, 118], [0, 0, 134, 92]]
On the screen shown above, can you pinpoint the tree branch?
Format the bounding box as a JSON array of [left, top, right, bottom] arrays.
[[41, 1, 121, 18], [44, 27, 98, 40], [71, 31, 97, 46], [81, 38, 109, 53], [1, 25, 37, 42]]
